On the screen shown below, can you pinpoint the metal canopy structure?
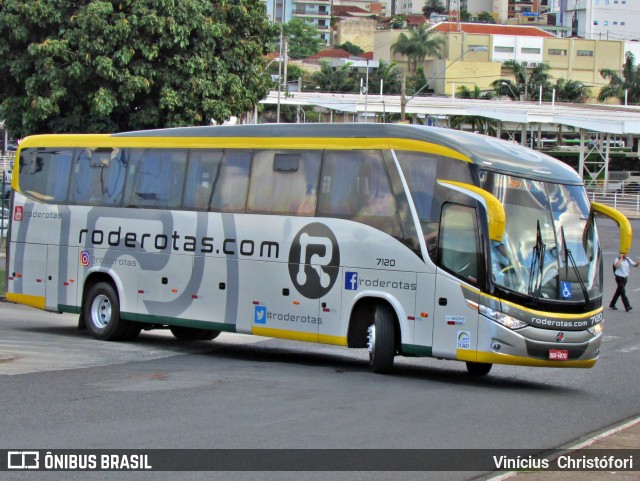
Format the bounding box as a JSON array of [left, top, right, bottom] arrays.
[[261, 91, 640, 189]]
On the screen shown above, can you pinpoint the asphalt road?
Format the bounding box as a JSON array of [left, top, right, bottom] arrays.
[[0, 218, 638, 481]]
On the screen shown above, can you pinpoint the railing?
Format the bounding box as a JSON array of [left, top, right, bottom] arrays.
[[588, 190, 640, 218], [0, 153, 14, 172]]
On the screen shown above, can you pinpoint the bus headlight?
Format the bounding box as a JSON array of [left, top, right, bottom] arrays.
[[588, 322, 603, 336], [479, 305, 527, 330]]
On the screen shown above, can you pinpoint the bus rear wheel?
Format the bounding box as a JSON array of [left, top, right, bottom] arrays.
[[367, 304, 395, 374], [170, 326, 220, 341], [466, 361, 492, 376], [84, 282, 133, 341]]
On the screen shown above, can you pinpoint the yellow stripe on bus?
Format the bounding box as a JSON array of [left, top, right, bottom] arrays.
[[457, 349, 597, 368], [460, 284, 604, 321], [251, 326, 347, 346], [6, 292, 46, 310], [16, 135, 472, 161]]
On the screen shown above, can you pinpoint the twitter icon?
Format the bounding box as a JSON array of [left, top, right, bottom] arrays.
[[254, 306, 267, 325]]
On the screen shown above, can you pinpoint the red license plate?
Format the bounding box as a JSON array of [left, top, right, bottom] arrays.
[[549, 349, 569, 360]]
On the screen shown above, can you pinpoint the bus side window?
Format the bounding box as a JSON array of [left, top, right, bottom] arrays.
[[317, 150, 400, 236], [18, 148, 73, 202], [438, 204, 479, 284], [247, 150, 321, 216], [183, 149, 223, 210], [71, 148, 125, 205], [210, 150, 252, 212], [125, 149, 187, 209]]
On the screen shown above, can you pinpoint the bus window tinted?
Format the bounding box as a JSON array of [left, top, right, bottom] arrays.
[[210, 150, 252, 212], [318, 150, 400, 236], [19, 148, 74, 202], [71, 148, 126, 205], [183, 149, 224, 210], [247, 151, 321, 216], [125, 149, 187, 208]]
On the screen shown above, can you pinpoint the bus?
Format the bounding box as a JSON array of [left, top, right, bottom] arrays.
[[6, 124, 631, 376]]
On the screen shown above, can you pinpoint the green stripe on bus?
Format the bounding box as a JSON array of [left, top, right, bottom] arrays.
[[123, 313, 237, 333], [59, 305, 82, 314], [401, 344, 433, 357]]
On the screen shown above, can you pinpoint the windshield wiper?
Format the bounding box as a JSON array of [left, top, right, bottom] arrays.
[[560, 226, 591, 308], [528, 220, 546, 304]]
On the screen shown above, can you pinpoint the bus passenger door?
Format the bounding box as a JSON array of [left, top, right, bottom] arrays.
[[432, 204, 480, 360]]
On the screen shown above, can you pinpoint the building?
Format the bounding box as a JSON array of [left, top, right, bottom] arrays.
[[374, 22, 626, 97], [262, 0, 332, 44], [560, 0, 640, 41]]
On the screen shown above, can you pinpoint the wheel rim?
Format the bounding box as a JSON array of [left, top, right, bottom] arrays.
[[91, 294, 112, 329], [367, 324, 376, 359]]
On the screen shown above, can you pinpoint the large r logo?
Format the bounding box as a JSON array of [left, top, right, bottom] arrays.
[[288, 223, 340, 299]]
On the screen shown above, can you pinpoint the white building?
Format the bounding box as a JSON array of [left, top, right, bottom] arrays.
[[262, 0, 332, 44], [561, 0, 640, 41]]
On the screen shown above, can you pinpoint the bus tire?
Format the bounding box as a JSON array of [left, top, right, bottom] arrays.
[[170, 326, 219, 341], [84, 282, 129, 341], [466, 361, 492, 376], [367, 304, 395, 374]]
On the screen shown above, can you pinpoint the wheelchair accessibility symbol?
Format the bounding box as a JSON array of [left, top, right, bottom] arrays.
[[561, 281, 572, 299]]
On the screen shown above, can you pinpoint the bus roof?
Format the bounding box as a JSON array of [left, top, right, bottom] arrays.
[[22, 124, 582, 184], [115, 124, 581, 184]]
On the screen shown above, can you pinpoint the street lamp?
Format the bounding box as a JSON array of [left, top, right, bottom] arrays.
[[500, 81, 520, 100], [400, 45, 488, 121]]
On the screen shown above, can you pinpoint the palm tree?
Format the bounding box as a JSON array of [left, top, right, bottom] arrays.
[[492, 60, 551, 101], [553, 79, 591, 102], [449, 85, 496, 134], [598, 52, 640, 104], [391, 25, 444, 73], [367, 60, 403, 95], [310, 61, 355, 93]]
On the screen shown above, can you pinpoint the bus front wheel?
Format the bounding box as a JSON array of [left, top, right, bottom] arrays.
[[84, 282, 136, 341], [466, 361, 492, 376], [367, 304, 395, 374]]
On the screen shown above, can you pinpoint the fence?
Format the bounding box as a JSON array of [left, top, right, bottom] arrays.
[[588, 190, 640, 218]]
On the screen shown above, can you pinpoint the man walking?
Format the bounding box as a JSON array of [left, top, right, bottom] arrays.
[[610, 252, 639, 312]]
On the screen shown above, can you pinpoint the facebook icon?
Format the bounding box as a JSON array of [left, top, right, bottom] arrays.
[[345, 272, 358, 290]]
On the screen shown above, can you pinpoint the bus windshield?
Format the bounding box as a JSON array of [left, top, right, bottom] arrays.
[[480, 172, 601, 303]]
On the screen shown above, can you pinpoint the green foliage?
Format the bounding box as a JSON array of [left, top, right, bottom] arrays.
[[388, 15, 406, 29], [391, 25, 444, 73], [491, 61, 552, 101], [0, 0, 277, 136], [460, 10, 472, 22], [336, 41, 365, 57], [422, 0, 445, 17], [599, 52, 640, 104], [310, 61, 357, 93], [476, 12, 495, 23], [553, 79, 591, 102], [279, 18, 322, 59]]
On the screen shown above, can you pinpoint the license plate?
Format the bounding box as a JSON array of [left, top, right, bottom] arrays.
[[549, 349, 569, 360]]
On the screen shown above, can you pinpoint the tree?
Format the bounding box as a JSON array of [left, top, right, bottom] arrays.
[[423, 0, 445, 18], [449, 86, 496, 134], [335, 41, 365, 57], [491, 60, 551, 101], [388, 15, 407, 30], [281, 18, 322, 60], [476, 11, 495, 23], [0, 0, 277, 137], [367, 60, 403, 95], [310, 61, 356, 93], [553, 78, 591, 102], [598, 52, 640, 104], [392, 25, 444, 73]]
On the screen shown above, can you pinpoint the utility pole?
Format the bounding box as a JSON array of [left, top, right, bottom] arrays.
[[400, 73, 406, 122]]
